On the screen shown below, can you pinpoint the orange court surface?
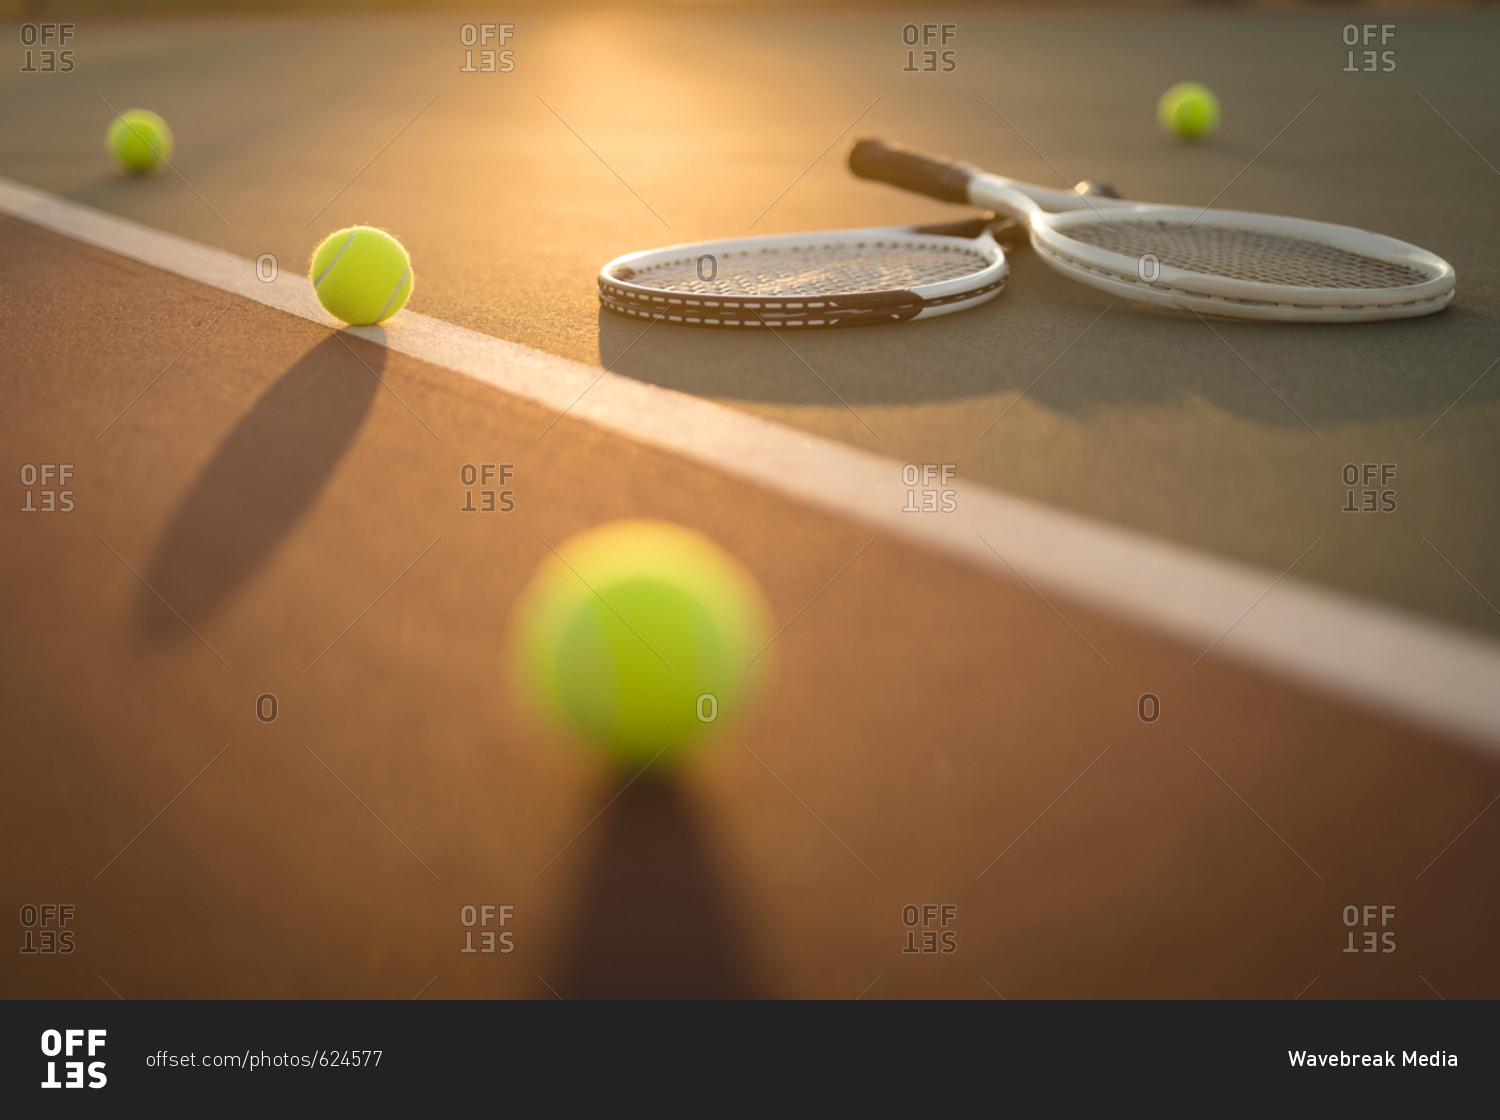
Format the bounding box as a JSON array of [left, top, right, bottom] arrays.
[[2, 1, 1498, 1005]]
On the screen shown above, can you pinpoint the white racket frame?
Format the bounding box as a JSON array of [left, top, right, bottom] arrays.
[[849, 140, 1456, 323], [598, 225, 1009, 328], [970, 176, 1456, 322]]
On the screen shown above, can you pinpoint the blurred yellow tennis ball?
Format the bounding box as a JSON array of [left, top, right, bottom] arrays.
[[1158, 82, 1220, 141], [309, 226, 414, 326], [107, 109, 173, 174], [512, 520, 773, 771]]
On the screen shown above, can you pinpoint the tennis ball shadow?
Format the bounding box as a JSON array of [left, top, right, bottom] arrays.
[[551, 779, 759, 999], [68, 174, 185, 213], [133, 333, 381, 643]]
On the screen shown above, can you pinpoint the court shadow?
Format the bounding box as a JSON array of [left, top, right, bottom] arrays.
[[133, 333, 381, 642], [552, 779, 758, 1000], [597, 303, 1008, 409], [597, 254, 1500, 428]]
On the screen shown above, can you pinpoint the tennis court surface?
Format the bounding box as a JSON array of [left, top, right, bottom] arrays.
[[2, 3, 1497, 1000]]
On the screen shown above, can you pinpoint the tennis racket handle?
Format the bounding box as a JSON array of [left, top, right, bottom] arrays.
[[848, 138, 974, 204]]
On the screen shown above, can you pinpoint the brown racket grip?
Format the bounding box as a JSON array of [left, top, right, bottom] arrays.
[[848, 138, 975, 204]]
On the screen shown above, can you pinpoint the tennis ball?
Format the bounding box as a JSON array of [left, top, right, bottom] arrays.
[[309, 226, 414, 326], [107, 109, 174, 174], [512, 520, 773, 772], [1158, 82, 1220, 141]]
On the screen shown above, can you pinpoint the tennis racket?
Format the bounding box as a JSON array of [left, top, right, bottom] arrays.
[[849, 138, 1455, 323], [597, 217, 1011, 329]]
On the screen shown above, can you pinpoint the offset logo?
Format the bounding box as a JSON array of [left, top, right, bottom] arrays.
[[18, 23, 76, 74], [459, 23, 515, 73], [1343, 24, 1396, 73], [459, 904, 515, 954], [459, 464, 516, 513], [902, 463, 957, 513], [901, 904, 957, 954], [19, 903, 76, 953], [900, 23, 957, 73], [19, 463, 75, 513], [39, 1029, 107, 1089], [1343, 904, 1397, 954], [1342, 463, 1396, 513]]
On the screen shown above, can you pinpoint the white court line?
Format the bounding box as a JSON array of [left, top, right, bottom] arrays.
[[3, 175, 1498, 753]]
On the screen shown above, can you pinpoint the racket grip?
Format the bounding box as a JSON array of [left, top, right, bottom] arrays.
[[848, 138, 974, 204]]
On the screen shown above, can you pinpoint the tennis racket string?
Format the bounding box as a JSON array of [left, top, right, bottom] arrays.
[[614, 237, 999, 298], [1063, 221, 1436, 290]]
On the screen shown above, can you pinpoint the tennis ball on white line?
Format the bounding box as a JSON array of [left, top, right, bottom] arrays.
[[1158, 81, 1220, 141], [309, 226, 413, 325], [107, 109, 174, 174], [511, 520, 773, 772]]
